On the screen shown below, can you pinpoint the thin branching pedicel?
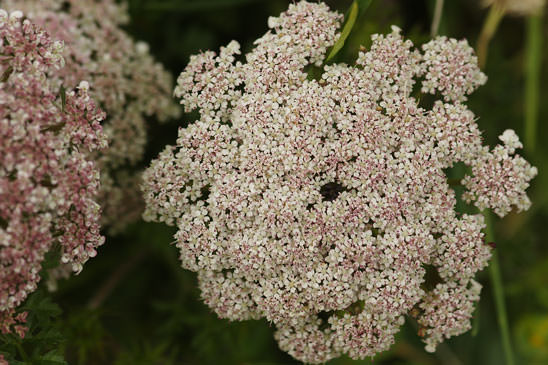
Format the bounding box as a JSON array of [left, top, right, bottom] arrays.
[[142, 1, 537, 363]]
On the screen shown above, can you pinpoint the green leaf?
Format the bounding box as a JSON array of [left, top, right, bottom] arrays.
[[35, 349, 68, 365], [325, 0, 373, 63], [59, 85, 66, 113], [325, 1, 358, 63], [1, 66, 13, 82], [21, 295, 63, 331], [30, 329, 64, 344], [22, 296, 62, 318], [356, 0, 374, 19]]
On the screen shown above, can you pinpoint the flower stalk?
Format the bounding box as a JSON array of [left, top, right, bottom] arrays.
[[431, 0, 445, 37], [484, 210, 515, 365], [524, 13, 543, 155], [477, 3, 506, 68]]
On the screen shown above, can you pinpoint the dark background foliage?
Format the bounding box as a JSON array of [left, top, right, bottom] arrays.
[[2, 0, 548, 364]]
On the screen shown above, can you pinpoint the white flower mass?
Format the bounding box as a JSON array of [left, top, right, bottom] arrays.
[[141, 1, 537, 363]]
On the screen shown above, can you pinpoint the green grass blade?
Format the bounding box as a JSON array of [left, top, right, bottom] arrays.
[[484, 211, 515, 365], [430, 0, 444, 37], [524, 14, 543, 155], [476, 4, 505, 69], [356, 0, 374, 19], [325, 1, 359, 63]]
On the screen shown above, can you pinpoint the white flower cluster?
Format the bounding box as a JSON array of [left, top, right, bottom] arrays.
[[142, 1, 537, 362]]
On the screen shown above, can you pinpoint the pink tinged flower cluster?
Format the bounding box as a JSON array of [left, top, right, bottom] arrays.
[[0, 11, 106, 336], [142, 1, 536, 363], [462, 129, 537, 217], [0, 0, 181, 234]]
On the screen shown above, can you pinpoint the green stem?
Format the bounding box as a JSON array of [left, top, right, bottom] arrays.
[[16, 342, 30, 363], [524, 13, 543, 155], [471, 301, 480, 336], [325, 1, 359, 63], [484, 211, 515, 365], [477, 4, 505, 69], [430, 0, 444, 37]]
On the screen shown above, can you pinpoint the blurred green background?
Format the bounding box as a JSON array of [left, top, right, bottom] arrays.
[[4, 0, 548, 364]]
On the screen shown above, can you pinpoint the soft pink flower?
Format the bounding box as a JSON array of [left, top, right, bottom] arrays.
[[0, 11, 106, 336], [1, 0, 181, 233]]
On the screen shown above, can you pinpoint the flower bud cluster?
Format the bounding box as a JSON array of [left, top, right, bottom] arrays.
[[0, 11, 106, 336], [142, 1, 536, 362], [0, 0, 181, 233]]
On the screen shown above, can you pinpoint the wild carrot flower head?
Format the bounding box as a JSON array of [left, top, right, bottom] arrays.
[[142, 1, 536, 362], [0, 0, 181, 233], [0, 10, 106, 336]]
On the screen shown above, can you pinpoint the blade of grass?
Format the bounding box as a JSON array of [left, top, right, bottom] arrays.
[[484, 211, 515, 365], [325, 0, 373, 63], [355, 0, 374, 19], [325, 1, 359, 63], [16, 342, 30, 363], [524, 13, 543, 155], [430, 0, 444, 37], [476, 4, 505, 69]]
